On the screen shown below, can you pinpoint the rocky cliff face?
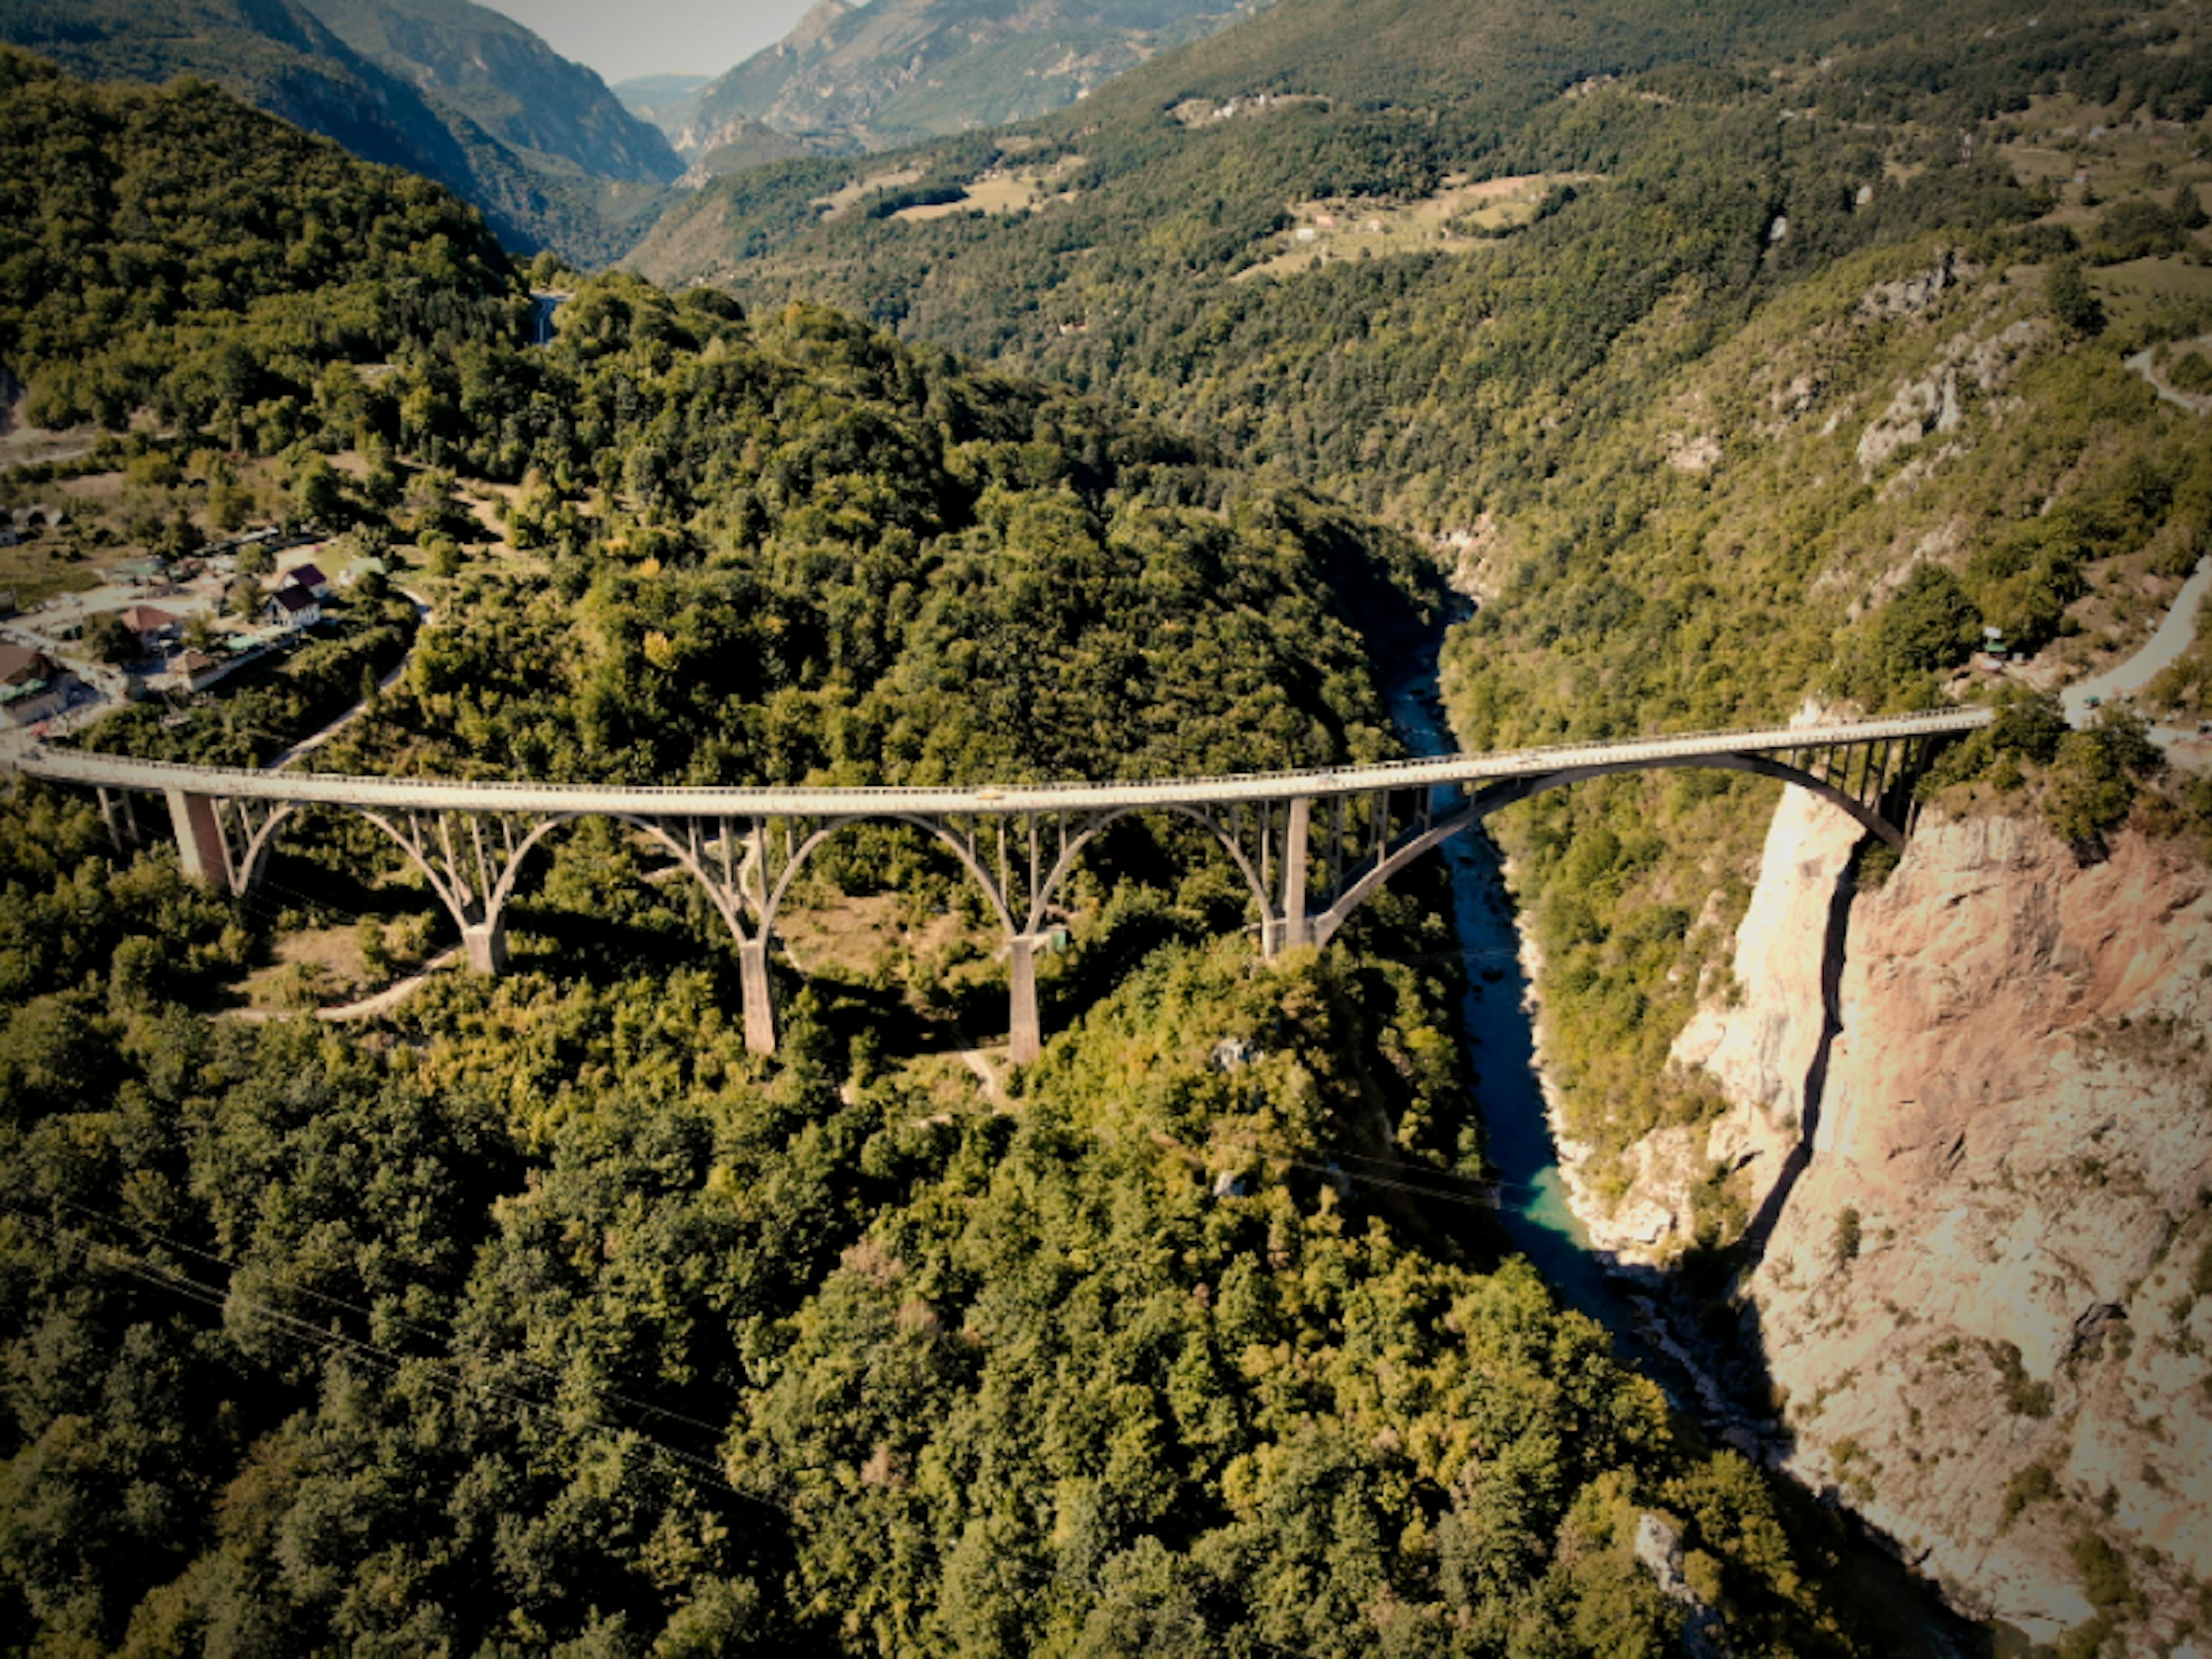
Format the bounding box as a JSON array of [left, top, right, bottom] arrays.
[[1645, 798, 2212, 1650]]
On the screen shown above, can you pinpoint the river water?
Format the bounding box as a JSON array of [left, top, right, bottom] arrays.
[[1381, 670, 1696, 1362], [1381, 666, 1991, 1658]]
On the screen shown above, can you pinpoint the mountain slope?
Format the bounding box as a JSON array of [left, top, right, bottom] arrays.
[[675, 0, 1263, 160], [296, 0, 680, 183], [0, 0, 671, 260]]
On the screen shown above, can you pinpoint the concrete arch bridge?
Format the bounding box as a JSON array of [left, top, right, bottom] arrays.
[[18, 709, 1988, 1062]]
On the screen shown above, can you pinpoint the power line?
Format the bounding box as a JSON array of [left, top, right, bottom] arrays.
[[3, 1197, 1340, 1658], [14, 1184, 736, 1445], [1, 1199, 756, 1509]]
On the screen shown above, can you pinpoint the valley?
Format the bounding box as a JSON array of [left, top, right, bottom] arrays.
[[5, 0, 2212, 1654]]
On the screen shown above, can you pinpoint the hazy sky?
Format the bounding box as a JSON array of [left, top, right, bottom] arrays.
[[487, 0, 830, 87]]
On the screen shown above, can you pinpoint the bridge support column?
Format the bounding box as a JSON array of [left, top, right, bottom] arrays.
[[97, 787, 137, 854], [462, 918, 507, 975], [164, 787, 230, 889], [1008, 932, 1045, 1065], [739, 937, 778, 1056], [1272, 794, 1313, 956]]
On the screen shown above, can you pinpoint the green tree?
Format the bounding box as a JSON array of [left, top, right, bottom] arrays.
[[82, 611, 137, 663], [2046, 257, 2105, 337]]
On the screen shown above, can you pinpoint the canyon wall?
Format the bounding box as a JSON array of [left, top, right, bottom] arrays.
[[1586, 793, 2212, 1649]]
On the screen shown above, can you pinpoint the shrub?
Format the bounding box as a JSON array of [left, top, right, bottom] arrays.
[[2001, 1460, 2059, 1525], [1832, 1205, 1862, 1267], [2048, 257, 2107, 337]]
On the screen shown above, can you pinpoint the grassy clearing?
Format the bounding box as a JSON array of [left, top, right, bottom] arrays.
[[812, 164, 926, 220], [1233, 172, 1597, 282], [893, 156, 1088, 222]]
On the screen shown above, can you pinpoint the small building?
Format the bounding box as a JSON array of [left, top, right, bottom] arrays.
[[266, 585, 321, 629], [161, 648, 226, 693], [104, 556, 163, 586], [282, 561, 334, 599], [119, 604, 179, 649], [1, 641, 52, 688], [0, 642, 72, 726]]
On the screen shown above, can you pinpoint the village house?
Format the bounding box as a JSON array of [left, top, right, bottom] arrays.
[[0, 641, 75, 727], [265, 585, 321, 629], [160, 648, 226, 694], [282, 560, 334, 599], [118, 604, 180, 651]]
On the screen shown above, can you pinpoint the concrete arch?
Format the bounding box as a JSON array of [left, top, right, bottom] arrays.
[[352, 807, 481, 931], [1025, 802, 1274, 937], [762, 813, 1019, 941], [601, 813, 755, 947], [234, 801, 301, 895], [1309, 753, 1900, 950]]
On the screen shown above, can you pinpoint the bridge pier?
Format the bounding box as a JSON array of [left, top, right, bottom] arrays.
[[164, 787, 230, 889], [1276, 794, 1312, 955], [462, 918, 508, 975], [739, 937, 778, 1056], [1007, 932, 1046, 1065]]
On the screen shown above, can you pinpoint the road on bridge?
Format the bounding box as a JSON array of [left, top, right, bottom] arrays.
[[13, 707, 1994, 817]]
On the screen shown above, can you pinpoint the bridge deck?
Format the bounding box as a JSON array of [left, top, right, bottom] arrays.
[[15, 709, 1992, 816]]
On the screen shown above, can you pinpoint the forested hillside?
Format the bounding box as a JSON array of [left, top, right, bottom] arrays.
[[0, 56, 1884, 1657], [296, 0, 681, 184], [624, 10, 2212, 1638], [0, 0, 673, 260]]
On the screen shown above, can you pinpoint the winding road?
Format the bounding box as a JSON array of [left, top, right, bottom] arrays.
[[2060, 554, 2211, 760]]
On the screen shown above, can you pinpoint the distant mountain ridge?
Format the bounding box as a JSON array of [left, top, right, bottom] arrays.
[[669, 0, 1266, 164], [296, 0, 681, 184], [0, 0, 674, 260]]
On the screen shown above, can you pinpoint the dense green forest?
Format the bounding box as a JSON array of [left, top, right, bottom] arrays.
[[0, 782, 1869, 1656], [0, 54, 1889, 1657]]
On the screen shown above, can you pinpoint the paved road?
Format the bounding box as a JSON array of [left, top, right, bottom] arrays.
[[2061, 555, 2211, 752], [14, 708, 1993, 817]]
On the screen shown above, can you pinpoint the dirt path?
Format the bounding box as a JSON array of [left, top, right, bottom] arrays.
[[2124, 343, 2212, 416], [956, 1043, 1004, 1104], [313, 947, 460, 1020]]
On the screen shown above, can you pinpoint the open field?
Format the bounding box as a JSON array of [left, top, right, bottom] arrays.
[[1234, 172, 1597, 282], [893, 156, 1087, 222]]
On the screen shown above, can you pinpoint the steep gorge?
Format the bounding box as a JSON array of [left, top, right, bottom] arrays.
[[1590, 787, 2212, 1649]]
